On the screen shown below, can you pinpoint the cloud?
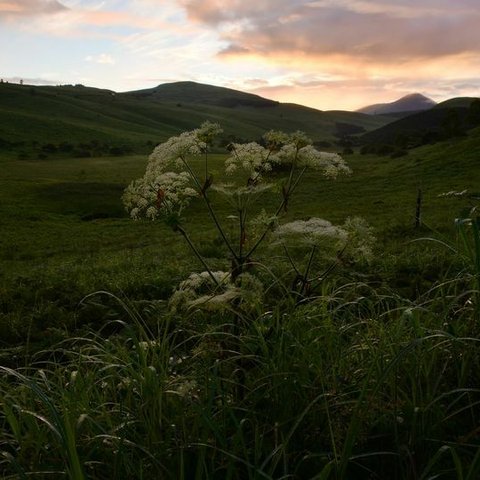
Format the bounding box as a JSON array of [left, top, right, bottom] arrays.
[[219, 43, 250, 55], [243, 71, 480, 111], [181, 0, 480, 62], [0, 0, 175, 37], [0, 0, 66, 18]]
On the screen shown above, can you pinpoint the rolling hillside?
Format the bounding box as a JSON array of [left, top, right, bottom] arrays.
[[0, 81, 394, 157], [360, 97, 480, 147]]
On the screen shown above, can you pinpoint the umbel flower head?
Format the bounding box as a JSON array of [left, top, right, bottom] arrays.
[[273, 218, 348, 249], [122, 121, 222, 220], [147, 121, 223, 173], [273, 216, 375, 262], [274, 143, 351, 177], [122, 171, 197, 220], [123, 122, 349, 223], [225, 130, 351, 182], [169, 271, 264, 312]]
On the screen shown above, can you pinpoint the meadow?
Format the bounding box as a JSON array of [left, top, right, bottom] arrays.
[[1, 126, 480, 478]]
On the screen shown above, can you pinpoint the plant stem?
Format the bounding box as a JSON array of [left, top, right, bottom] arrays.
[[175, 224, 219, 286], [180, 155, 239, 262], [246, 165, 307, 259]]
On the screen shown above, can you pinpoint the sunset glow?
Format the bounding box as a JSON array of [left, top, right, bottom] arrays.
[[1, 0, 480, 110]]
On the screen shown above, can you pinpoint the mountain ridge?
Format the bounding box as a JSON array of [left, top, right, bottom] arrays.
[[358, 93, 437, 115]]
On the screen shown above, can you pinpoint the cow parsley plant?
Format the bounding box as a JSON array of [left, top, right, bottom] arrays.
[[124, 122, 371, 312]]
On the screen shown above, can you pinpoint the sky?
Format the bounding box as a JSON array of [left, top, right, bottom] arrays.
[[1, 0, 480, 110]]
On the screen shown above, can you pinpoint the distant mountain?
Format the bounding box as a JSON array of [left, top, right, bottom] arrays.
[[360, 97, 480, 147], [357, 93, 437, 115]]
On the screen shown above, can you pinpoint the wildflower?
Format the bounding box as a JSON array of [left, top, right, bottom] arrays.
[[196, 120, 223, 146], [148, 130, 203, 173], [123, 171, 197, 219], [263, 130, 289, 149], [288, 130, 311, 149], [273, 218, 348, 247], [169, 270, 264, 312], [275, 144, 351, 177], [225, 142, 274, 180], [273, 216, 375, 265]]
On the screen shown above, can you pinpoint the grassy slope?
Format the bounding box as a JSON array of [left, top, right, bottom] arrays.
[[0, 82, 392, 152], [360, 97, 480, 145]]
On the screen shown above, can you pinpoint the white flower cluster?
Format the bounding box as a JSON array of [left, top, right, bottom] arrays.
[[169, 270, 264, 312], [342, 216, 376, 262], [123, 171, 197, 219], [225, 142, 273, 178], [225, 130, 350, 181], [147, 121, 223, 173], [123, 122, 222, 219], [275, 144, 351, 178], [273, 218, 348, 248], [273, 216, 375, 262]]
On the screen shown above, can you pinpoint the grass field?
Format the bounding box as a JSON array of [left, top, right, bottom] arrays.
[[1, 126, 480, 478], [1, 130, 479, 343]]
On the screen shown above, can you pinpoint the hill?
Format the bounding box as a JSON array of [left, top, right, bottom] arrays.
[[122, 81, 280, 108], [357, 93, 436, 115], [359, 97, 480, 148], [0, 81, 394, 159]]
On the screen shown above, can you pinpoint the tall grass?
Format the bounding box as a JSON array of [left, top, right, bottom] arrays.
[[2, 132, 480, 478], [1, 276, 480, 479]]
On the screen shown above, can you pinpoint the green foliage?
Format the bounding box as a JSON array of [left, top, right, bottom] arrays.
[[2, 123, 480, 478], [1, 285, 480, 478]]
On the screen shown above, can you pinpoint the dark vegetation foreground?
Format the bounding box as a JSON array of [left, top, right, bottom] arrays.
[[1, 118, 480, 477]]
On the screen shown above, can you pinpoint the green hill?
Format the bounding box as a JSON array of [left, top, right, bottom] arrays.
[[123, 81, 280, 108], [0, 81, 394, 158], [360, 97, 480, 148]]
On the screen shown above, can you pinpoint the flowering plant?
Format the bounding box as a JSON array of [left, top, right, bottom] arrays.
[[124, 122, 371, 310]]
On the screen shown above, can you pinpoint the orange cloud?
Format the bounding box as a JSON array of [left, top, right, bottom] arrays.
[[182, 0, 480, 62]]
